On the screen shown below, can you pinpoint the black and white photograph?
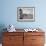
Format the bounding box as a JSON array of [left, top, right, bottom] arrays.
[[17, 7, 35, 22]]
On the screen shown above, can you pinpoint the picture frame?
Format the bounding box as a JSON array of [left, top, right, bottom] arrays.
[[17, 7, 35, 22]]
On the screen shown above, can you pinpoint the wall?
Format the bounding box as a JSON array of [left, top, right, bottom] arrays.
[[0, 0, 46, 43], [0, 0, 46, 29], [0, 0, 46, 28]]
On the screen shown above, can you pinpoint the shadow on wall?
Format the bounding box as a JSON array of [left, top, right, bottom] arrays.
[[0, 24, 7, 43]]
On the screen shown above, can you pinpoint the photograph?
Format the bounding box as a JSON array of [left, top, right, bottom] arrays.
[[17, 7, 35, 22]]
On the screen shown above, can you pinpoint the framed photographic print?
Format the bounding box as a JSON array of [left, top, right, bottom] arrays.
[[17, 7, 35, 22]]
